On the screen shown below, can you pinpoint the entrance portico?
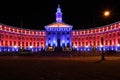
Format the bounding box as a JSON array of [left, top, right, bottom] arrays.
[[45, 5, 73, 51]]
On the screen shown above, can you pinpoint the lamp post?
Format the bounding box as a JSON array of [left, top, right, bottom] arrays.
[[100, 10, 110, 60]]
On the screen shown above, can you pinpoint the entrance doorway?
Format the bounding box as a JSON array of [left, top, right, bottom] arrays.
[[57, 39, 60, 47]]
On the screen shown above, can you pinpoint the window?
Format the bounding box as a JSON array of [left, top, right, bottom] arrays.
[[10, 36, 12, 39], [58, 32, 60, 35], [75, 38, 77, 40], [48, 32, 51, 35], [118, 39, 120, 44], [5, 35, 8, 39], [97, 36, 99, 39], [118, 32, 120, 36], [22, 37, 24, 40], [72, 42, 74, 46], [5, 41, 8, 46], [26, 42, 28, 46], [67, 32, 69, 34], [94, 41, 95, 46], [97, 41, 99, 45], [109, 34, 111, 37], [82, 38, 84, 40], [41, 38, 43, 41], [22, 42, 24, 46], [30, 38, 32, 40], [41, 42, 43, 46], [18, 41, 20, 46], [86, 42, 88, 46], [110, 40, 112, 45], [0, 34, 2, 40], [89, 37, 91, 39], [1, 40, 3, 45], [34, 42, 35, 46], [14, 41, 16, 45], [18, 37, 21, 40], [30, 42, 32, 46], [67, 37, 69, 40], [105, 34, 107, 38], [37, 42, 39, 46], [79, 42, 81, 46], [105, 40, 108, 45], [113, 33, 116, 37], [82, 42, 84, 46], [53, 32, 55, 34], [10, 41, 12, 46], [90, 41, 92, 46], [48, 38, 51, 40]]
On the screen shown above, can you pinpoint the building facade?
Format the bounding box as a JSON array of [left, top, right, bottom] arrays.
[[0, 5, 120, 52]]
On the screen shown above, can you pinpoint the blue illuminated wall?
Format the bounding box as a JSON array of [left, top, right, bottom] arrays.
[[45, 26, 72, 48]]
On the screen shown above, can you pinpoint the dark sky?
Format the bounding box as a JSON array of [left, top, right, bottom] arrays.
[[0, 0, 120, 30]]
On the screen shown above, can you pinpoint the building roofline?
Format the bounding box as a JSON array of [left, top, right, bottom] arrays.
[[73, 21, 120, 31], [45, 22, 73, 28], [0, 23, 45, 32]]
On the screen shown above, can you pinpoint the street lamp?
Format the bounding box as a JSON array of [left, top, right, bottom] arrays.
[[104, 10, 110, 17], [100, 10, 110, 61]]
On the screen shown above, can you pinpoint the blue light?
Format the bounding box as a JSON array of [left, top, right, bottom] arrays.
[[81, 49, 83, 51], [111, 47, 114, 50], [16, 48, 19, 52], [12, 48, 15, 52], [35, 48, 37, 52], [115, 47, 118, 51], [32, 49, 34, 52], [39, 48, 41, 51], [84, 48, 86, 51], [87, 48, 90, 51], [77, 48, 79, 51], [8, 49, 10, 52]]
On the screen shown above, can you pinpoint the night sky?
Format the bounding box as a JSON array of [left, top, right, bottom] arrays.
[[0, 0, 120, 30]]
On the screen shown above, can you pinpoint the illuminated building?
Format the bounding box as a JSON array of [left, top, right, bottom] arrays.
[[0, 5, 120, 52], [45, 5, 72, 51]]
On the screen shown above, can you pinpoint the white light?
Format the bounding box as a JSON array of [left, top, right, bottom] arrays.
[[14, 46, 18, 48], [53, 40, 56, 43], [100, 45, 103, 47], [74, 46, 77, 48], [117, 44, 120, 47], [85, 46, 89, 48], [29, 46, 33, 48]]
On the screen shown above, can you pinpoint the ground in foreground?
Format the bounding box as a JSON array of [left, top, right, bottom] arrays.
[[0, 56, 120, 80]]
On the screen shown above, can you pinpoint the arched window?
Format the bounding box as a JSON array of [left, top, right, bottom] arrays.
[[110, 40, 112, 45], [118, 39, 120, 44]]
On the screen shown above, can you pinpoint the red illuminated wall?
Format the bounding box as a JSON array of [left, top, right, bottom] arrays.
[[0, 23, 46, 49], [72, 21, 120, 47], [0, 21, 120, 50]]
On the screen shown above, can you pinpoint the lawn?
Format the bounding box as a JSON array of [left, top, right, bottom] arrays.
[[0, 56, 120, 80]]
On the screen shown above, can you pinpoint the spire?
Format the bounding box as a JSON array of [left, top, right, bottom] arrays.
[[56, 5, 62, 22]]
